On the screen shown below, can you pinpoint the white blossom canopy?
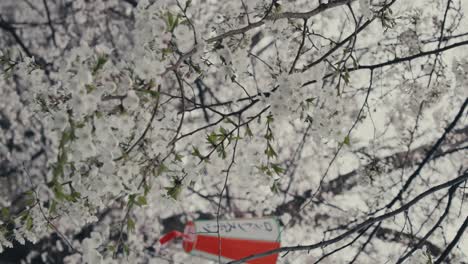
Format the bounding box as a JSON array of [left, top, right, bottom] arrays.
[[0, 0, 467, 263]]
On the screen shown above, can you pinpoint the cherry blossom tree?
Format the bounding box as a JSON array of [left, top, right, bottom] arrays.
[[0, 0, 467, 263]]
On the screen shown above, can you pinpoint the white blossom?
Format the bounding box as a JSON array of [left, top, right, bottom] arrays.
[[82, 232, 103, 264], [359, 0, 372, 20], [123, 90, 140, 111], [52, 111, 69, 131], [1, 0, 467, 263]]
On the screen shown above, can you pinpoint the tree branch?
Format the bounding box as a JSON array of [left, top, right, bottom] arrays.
[[434, 216, 468, 264], [227, 171, 468, 264], [386, 98, 468, 208], [207, 0, 353, 43]]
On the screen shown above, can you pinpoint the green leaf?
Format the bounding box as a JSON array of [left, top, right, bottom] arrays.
[[207, 132, 218, 146], [216, 144, 227, 159], [258, 164, 269, 173], [257, 164, 272, 176], [24, 190, 36, 206], [107, 244, 116, 253], [1, 207, 9, 219], [128, 194, 136, 207], [245, 126, 253, 138], [52, 162, 64, 180], [165, 180, 182, 200], [92, 55, 108, 75], [19, 210, 29, 221], [53, 129, 73, 180], [162, 47, 173, 56], [143, 184, 151, 196], [270, 180, 280, 194], [85, 84, 96, 93], [264, 130, 274, 141], [425, 252, 433, 264], [25, 198, 36, 207], [70, 191, 81, 201], [352, 56, 359, 69], [166, 12, 180, 32], [174, 153, 183, 162], [167, 12, 174, 28], [343, 135, 351, 146], [219, 126, 228, 136], [25, 214, 33, 230], [266, 115, 274, 124], [127, 218, 135, 233], [342, 71, 350, 85], [49, 200, 57, 215], [191, 146, 201, 156], [136, 196, 147, 207], [123, 244, 130, 256], [271, 164, 285, 175], [223, 117, 236, 126], [156, 163, 168, 176], [230, 135, 242, 141], [191, 146, 205, 161], [135, 88, 159, 98], [53, 182, 66, 201], [265, 143, 277, 158]]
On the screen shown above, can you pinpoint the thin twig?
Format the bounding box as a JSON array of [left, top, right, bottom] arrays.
[[216, 116, 241, 263]]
